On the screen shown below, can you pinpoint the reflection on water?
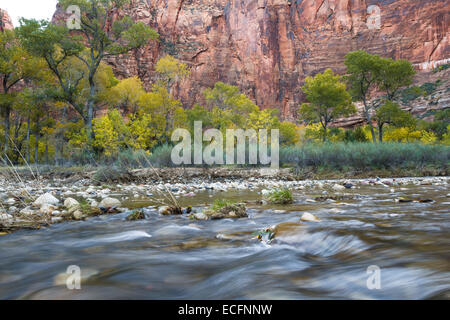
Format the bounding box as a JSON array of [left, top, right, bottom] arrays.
[[0, 181, 449, 299]]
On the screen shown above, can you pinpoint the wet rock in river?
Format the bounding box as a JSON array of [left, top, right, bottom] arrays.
[[72, 210, 86, 220], [396, 198, 434, 203], [315, 195, 354, 202], [191, 212, 208, 220], [159, 206, 172, 215], [98, 197, 121, 209], [396, 198, 413, 203], [255, 222, 306, 244], [158, 206, 187, 215], [301, 212, 320, 222], [204, 203, 247, 220], [51, 217, 63, 224], [417, 199, 433, 203], [126, 210, 146, 221]]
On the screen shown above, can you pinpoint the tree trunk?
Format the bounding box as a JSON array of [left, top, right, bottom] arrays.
[[86, 75, 96, 145], [34, 132, 39, 164], [26, 115, 30, 163], [363, 100, 377, 143], [46, 137, 49, 165], [378, 124, 383, 143], [3, 105, 10, 155]]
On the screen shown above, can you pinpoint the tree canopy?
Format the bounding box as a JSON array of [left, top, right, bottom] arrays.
[[299, 69, 356, 141]]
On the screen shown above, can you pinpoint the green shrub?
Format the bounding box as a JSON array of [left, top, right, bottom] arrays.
[[344, 127, 369, 142], [279, 142, 449, 170], [93, 166, 131, 182], [211, 199, 236, 211], [265, 188, 294, 204], [421, 82, 439, 95], [147, 144, 175, 167], [400, 86, 425, 104], [433, 63, 450, 73]]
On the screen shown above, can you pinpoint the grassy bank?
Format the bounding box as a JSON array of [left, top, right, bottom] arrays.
[[112, 142, 449, 169], [279, 142, 449, 171], [1, 143, 448, 183]]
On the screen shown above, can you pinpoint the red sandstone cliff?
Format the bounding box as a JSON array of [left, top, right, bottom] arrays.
[[0, 8, 14, 32], [49, 0, 450, 117]]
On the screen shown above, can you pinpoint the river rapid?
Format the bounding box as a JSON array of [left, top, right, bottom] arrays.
[[0, 177, 449, 299]]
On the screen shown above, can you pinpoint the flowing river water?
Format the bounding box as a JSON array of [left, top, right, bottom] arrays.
[[0, 180, 449, 299]]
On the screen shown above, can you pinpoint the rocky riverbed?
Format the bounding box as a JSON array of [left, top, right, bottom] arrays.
[[0, 171, 448, 234], [0, 173, 449, 299]]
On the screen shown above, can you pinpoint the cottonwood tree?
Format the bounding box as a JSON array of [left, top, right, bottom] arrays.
[[155, 55, 190, 92], [377, 58, 415, 100], [139, 84, 182, 142], [375, 100, 415, 142], [345, 50, 416, 142], [18, 20, 89, 123], [106, 76, 145, 115], [153, 56, 189, 140], [0, 30, 45, 156], [204, 82, 259, 130], [344, 50, 382, 143], [298, 69, 356, 141], [19, 0, 159, 143]]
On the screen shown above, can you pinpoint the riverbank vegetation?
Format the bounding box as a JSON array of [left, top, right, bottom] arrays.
[[0, 0, 448, 173]]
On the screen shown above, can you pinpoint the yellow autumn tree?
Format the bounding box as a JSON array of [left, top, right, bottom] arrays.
[[139, 84, 182, 142], [92, 109, 127, 156], [105, 76, 146, 114], [155, 55, 190, 90]]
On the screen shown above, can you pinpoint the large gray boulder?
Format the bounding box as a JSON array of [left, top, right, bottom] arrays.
[[98, 197, 121, 208], [34, 193, 60, 207]]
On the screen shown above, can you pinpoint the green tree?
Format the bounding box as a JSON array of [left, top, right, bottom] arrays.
[[377, 58, 415, 100], [344, 50, 383, 142], [298, 69, 356, 141], [375, 100, 415, 142], [278, 121, 300, 146], [60, 0, 158, 140], [0, 30, 44, 155], [17, 20, 86, 121], [153, 56, 189, 140], [19, 0, 159, 143], [139, 84, 182, 142], [186, 104, 213, 132], [105, 76, 145, 114], [345, 50, 417, 142], [204, 82, 259, 130], [343, 127, 369, 143], [155, 55, 190, 92]]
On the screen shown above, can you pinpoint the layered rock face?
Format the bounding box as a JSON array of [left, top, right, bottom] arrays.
[[0, 9, 14, 31], [49, 0, 449, 117]]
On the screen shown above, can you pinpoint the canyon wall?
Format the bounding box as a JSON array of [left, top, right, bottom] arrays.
[[0, 9, 14, 32], [49, 1, 450, 117], [84, 0, 449, 118]]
